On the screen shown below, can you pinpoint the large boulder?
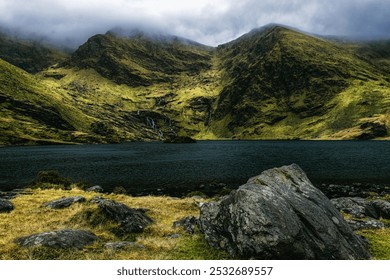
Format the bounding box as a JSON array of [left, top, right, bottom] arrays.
[[15, 229, 97, 249], [43, 196, 86, 209], [199, 164, 371, 260], [92, 197, 152, 233], [0, 198, 14, 213]]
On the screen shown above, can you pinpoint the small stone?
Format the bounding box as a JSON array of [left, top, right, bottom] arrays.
[[44, 196, 86, 209], [15, 229, 98, 249], [105, 242, 145, 250], [0, 198, 14, 213], [173, 216, 198, 234], [86, 186, 104, 193]]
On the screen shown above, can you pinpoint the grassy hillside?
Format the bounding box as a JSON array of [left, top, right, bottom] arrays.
[[0, 58, 76, 145], [0, 32, 68, 73], [211, 25, 390, 139], [0, 24, 389, 144]]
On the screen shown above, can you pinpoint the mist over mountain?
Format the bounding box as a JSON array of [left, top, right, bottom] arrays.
[[0, 24, 389, 145]]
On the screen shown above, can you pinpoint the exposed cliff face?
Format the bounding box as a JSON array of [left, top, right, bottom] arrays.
[[0, 24, 389, 145]]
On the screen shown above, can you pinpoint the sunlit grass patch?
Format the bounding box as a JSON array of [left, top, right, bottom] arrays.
[[359, 226, 390, 260]]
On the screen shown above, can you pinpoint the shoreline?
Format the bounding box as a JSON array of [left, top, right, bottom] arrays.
[[1, 137, 390, 148], [1, 182, 390, 200]]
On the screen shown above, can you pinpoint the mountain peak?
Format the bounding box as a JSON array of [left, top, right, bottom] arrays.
[[106, 27, 207, 47], [250, 23, 292, 33]]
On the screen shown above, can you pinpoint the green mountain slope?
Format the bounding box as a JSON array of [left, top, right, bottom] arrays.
[[0, 32, 68, 73], [0, 58, 76, 144], [210, 25, 390, 139], [67, 30, 213, 86], [0, 24, 389, 145]]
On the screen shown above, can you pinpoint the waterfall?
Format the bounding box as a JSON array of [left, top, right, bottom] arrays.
[[146, 117, 156, 130]]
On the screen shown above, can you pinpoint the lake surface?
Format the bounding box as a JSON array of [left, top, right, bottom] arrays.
[[0, 141, 389, 195]]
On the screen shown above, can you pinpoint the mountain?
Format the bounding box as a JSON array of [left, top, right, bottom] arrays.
[[0, 57, 75, 144], [0, 32, 69, 73], [67, 30, 213, 87], [0, 24, 389, 145], [211, 25, 390, 139]]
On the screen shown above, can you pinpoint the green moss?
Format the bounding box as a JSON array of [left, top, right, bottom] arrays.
[[359, 226, 390, 260], [172, 234, 231, 260]]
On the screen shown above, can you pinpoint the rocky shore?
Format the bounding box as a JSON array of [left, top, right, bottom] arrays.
[[0, 164, 389, 260]]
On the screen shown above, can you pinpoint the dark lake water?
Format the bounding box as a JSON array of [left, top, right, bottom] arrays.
[[0, 141, 389, 195]]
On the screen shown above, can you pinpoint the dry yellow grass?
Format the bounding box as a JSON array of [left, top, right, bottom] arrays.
[[0, 187, 229, 260]]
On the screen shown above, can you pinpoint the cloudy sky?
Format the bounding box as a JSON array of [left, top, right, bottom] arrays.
[[0, 0, 389, 47]]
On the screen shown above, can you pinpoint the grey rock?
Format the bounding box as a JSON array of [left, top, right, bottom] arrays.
[[199, 164, 371, 260], [0, 198, 14, 213], [0, 189, 33, 200], [86, 185, 104, 193], [44, 196, 86, 209], [92, 197, 152, 233], [330, 197, 378, 219], [371, 200, 390, 219], [105, 241, 145, 250], [173, 216, 198, 234], [167, 233, 181, 239], [15, 229, 97, 249], [346, 218, 385, 231]]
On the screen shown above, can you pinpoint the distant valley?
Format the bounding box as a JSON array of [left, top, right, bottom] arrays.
[[1, 24, 389, 145]]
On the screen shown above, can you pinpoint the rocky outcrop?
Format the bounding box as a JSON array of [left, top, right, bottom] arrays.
[[331, 197, 390, 219], [92, 197, 152, 233], [199, 164, 371, 260], [0, 198, 14, 213], [43, 196, 86, 209], [330, 197, 378, 219], [346, 218, 385, 231], [15, 229, 97, 249]]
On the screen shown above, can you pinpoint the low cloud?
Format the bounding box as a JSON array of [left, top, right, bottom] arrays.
[[0, 0, 388, 48]]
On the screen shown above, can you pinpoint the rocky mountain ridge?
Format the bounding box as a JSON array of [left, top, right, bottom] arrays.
[[0, 24, 389, 145]]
